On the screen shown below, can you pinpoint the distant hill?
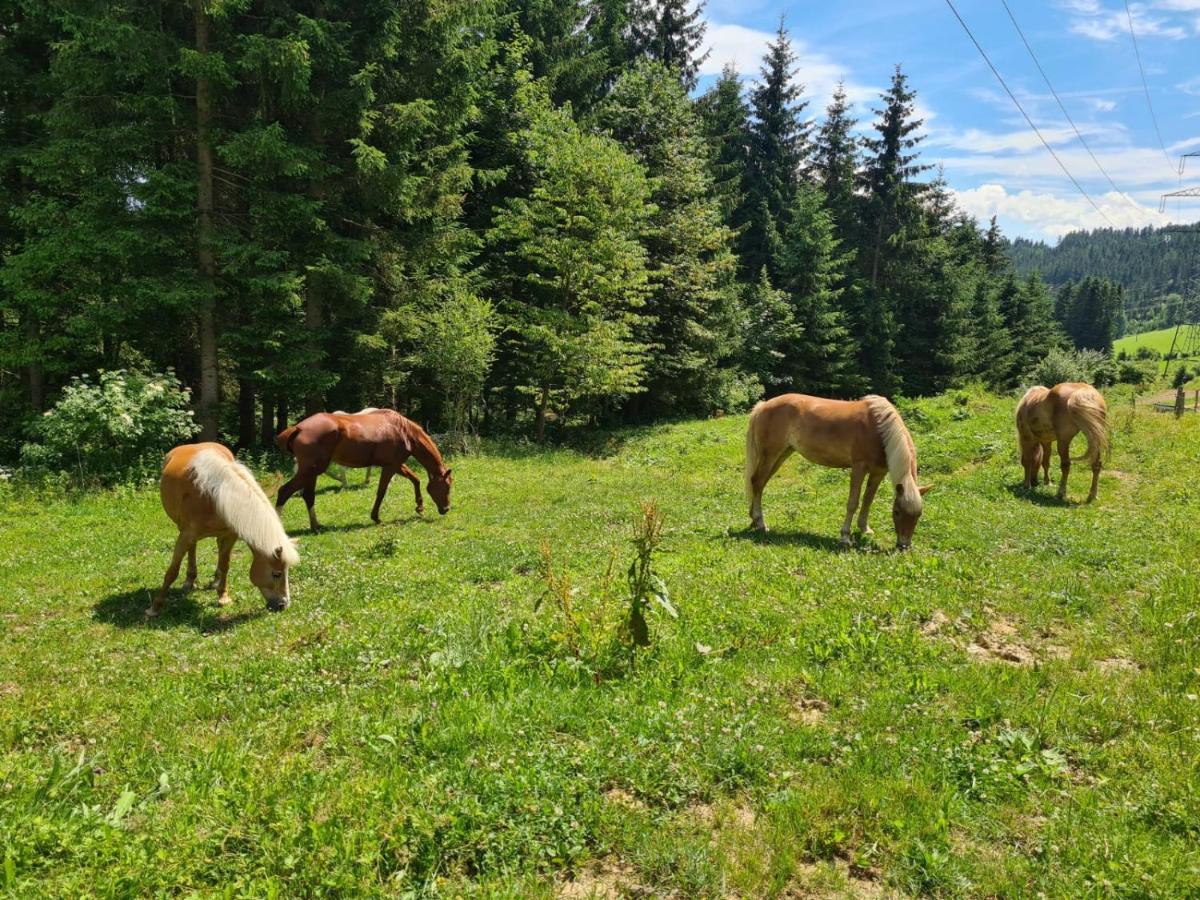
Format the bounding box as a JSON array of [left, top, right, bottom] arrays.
[[1007, 224, 1200, 333]]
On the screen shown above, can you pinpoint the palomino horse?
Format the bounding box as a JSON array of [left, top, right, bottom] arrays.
[[745, 394, 931, 549], [276, 408, 452, 530], [1015, 382, 1109, 502], [151, 443, 298, 617]]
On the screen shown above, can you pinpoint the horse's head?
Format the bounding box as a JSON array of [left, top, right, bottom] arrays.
[[248, 542, 298, 611], [892, 482, 932, 550], [427, 467, 453, 515]]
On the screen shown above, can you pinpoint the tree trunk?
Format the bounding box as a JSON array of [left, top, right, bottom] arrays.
[[275, 396, 289, 434], [237, 378, 256, 449], [535, 384, 550, 442], [23, 313, 45, 412], [304, 278, 324, 415], [194, 0, 220, 440], [260, 393, 275, 447]]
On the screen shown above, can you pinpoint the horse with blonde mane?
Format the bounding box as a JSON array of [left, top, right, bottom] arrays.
[[1015, 382, 1109, 502], [745, 394, 931, 549], [276, 408, 452, 530], [151, 443, 298, 618]]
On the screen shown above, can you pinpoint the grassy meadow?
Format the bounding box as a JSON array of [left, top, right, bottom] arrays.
[[2, 387, 1200, 897], [1113, 326, 1192, 358]]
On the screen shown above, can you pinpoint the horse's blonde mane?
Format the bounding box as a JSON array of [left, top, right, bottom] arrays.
[[188, 449, 299, 565], [863, 395, 922, 514]]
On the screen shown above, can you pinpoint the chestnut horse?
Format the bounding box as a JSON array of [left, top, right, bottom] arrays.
[[276, 408, 452, 530], [745, 394, 931, 549], [322, 409, 379, 488], [1016, 382, 1109, 502], [152, 443, 298, 617]]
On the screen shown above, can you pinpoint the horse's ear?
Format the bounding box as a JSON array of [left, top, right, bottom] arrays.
[[919, 484, 932, 496], [444, 467, 453, 478], [895, 482, 904, 495], [290, 538, 301, 549], [273, 545, 284, 563]]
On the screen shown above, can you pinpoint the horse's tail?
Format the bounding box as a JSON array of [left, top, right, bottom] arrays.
[[1069, 386, 1110, 464], [744, 401, 765, 502], [275, 424, 300, 456]]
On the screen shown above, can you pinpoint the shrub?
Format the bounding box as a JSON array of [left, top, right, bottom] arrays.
[[1135, 346, 1161, 361], [1118, 362, 1149, 386], [20, 369, 199, 483], [1173, 367, 1191, 390], [1025, 347, 1114, 388]]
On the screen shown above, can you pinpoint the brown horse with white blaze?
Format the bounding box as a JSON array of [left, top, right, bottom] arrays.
[[276, 408, 452, 530], [1015, 382, 1109, 502], [745, 394, 931, 549], [152, 443, 298, 618]]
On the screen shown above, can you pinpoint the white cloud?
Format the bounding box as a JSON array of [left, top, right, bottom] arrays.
[[700, 21, 879, 111], [1066, 1, 1188, 40], [1179, 76, 1200, 95], [1087, 97, 1118, 112], [951, 183, 1194, 239], [1154, 0, 1200, 9], [927, 124, 1111, 155]]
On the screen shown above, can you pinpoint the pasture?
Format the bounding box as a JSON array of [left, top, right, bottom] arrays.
[[1113, 326, 1192, 358], [2, 388, 1199, 897]]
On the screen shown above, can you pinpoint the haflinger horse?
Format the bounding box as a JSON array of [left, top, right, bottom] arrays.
[[745, 394, 931, 549], [1015, 382, 1109, 502], [151, 443, 298, 618], [276, 408, 452, 530]]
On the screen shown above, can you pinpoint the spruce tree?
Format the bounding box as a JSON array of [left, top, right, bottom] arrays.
[[812, 82, 859, 240], [629, 0, 710, 90], [697, 64, 752, 235], [739, 269, 800, 393], [597, 61, 742, 416], [969, 279, 1015, 388], [742, 20, 809, 281]]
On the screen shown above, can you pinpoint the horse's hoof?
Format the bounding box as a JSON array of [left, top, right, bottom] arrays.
[[181, 581, 196, 593], [145, 606, 162, 619], [217, 595, 232, 607]]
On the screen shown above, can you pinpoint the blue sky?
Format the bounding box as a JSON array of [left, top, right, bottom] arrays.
[[695, 0, 1200, 242]]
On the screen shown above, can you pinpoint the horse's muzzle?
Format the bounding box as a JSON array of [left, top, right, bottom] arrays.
[[267, 596, 290, 612], [438, 506, 450, 516]]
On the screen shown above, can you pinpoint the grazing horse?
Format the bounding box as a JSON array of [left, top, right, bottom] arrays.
[[1015, 382, 1109, 502], [275, 408, 452, 530], [321, 409, 379, 488], [152, 443, 298, 618], [745, 394, 931, 549]]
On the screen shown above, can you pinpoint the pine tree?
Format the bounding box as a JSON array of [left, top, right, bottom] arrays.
[[597, 61, 742, 416], [629, 0, 710, 90], [969, 279, 1015, 387], [773, 188, 859, 395], [739, 269, 799, 393], [697, 64, 752, 233], [742, 20, 809, 280], [812, 82, 859, 241], [489, 77, 653, 439]]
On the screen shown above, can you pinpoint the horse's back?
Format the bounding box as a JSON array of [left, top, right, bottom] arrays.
[[750, 393, 882, 470], [160, 443, 231, 534]]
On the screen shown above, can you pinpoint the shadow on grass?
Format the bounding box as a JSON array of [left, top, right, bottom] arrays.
[[1005, 482, 1076, 508], [93, 588, 263, 633], [726, 527, 850, 552]]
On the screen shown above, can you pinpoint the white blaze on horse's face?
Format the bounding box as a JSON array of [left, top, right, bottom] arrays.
[[249, 546, 292, 611]]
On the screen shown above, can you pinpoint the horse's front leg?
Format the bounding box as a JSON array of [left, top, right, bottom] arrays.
[[1041, 442, 1052, 486], [149, 533, 191, 618], [841, 466, 867, 546], [399, 464, 424, 514], [370, 466, 396, 524], [182, 541, 198, 591], [857, 470, 885, 536], [214, 534, 236, 606]]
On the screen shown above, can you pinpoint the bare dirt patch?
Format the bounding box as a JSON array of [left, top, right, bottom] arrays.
[[558, 859, 652, 899], [924, 613, 1066, 667], [783, 858, 896, 898], [789, 696, 829, 725], [603, 787, 647, 812], [1096, 656, 1141, 673], [0, 682, 19, 698]]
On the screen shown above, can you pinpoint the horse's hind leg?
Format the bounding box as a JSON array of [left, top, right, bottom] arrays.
[[302, 480, 320, 531], [370, 466, 396, 524], [149, 533, 191, 618], [1087, 454, 1101, 503], [841, 465, 867, 546], [748, 446, 791, 531], [1056, 439, 1072, 500]]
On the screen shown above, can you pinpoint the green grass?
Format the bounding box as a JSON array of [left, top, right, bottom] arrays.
[[3, 387, 1200, 897], [1114, 326, 1193, 357]]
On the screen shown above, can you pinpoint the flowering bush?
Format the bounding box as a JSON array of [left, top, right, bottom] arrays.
[[20, 369, 199, 483]]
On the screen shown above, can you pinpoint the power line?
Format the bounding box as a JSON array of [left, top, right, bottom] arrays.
[[1122, 0, 1176, 177], [1000, 0, 1140, 210], [942, 0, 1115, 226]]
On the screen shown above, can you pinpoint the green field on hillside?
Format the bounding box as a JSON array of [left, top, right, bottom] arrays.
[[1114, 326, 1194, 357], [3, 389, 1199, 897]]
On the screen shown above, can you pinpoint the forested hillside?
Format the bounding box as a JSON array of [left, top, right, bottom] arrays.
[[1, 0, 1066, 461], [1008, 225, 1200, 333]]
